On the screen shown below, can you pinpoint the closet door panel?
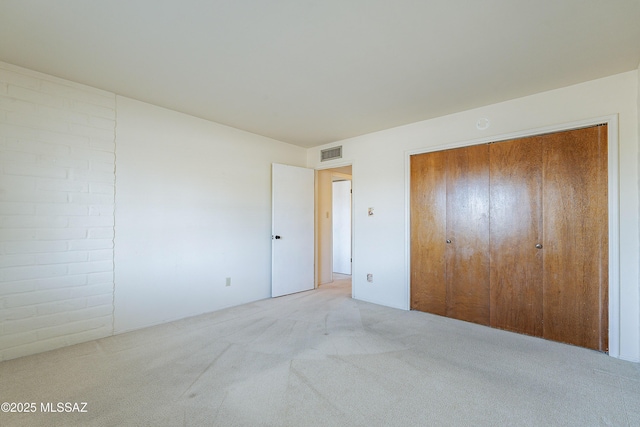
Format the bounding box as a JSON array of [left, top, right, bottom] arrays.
[[490, 138, 543, 336], [410, 152, 447, 314], [542, 126, 608, 351], [446, 144, 490, 325]]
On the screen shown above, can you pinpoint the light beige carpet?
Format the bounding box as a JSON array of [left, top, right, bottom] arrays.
[[1, 277, 639, 426]]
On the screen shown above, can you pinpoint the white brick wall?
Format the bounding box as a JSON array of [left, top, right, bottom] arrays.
[[0, 62, 116, 361]]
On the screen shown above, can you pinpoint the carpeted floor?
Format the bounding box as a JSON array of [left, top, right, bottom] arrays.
[[1, 276, 639, 426]]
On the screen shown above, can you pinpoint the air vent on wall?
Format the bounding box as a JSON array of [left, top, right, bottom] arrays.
[[321, 146, 342, 162]]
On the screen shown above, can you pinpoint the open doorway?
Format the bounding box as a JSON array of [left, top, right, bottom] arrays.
[[332, 179, 351, 275], [315, 165, 352, 290]]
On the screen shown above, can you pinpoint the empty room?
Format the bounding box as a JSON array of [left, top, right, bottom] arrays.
[[1, 1, 640, 426]]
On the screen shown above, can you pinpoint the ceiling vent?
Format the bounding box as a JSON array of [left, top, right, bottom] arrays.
[[321, 146, 342, 162]]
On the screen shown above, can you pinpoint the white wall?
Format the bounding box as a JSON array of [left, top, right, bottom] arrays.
[[307, 71, 640, 362], [0, 62, 116, 361], [113, 97, 306, 333], [0, 62, 306, 360]]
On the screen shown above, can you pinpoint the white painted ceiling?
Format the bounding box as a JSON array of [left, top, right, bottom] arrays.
[[1, 1, 639, 148]]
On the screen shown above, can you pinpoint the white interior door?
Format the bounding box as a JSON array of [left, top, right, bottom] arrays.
[[332, 180, 352, 274], [272, 163, 315, 297]]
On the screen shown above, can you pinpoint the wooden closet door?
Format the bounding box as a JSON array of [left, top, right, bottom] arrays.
[[489, 137, 543, 336], [410, 151, 447, 314], [542, 125, 608, 352], [445, 144, 490, 325]]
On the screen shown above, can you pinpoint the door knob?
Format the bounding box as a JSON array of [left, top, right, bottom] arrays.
[[535, 243, 542, 249], [273, 235, 282, 240], [446, 239, 451, 244]]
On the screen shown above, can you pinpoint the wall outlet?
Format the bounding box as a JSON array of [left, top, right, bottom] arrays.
[[366, 273, 373, 283], [226, 277, 231, 287]]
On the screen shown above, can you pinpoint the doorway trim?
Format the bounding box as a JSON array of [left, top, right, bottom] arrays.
[[404, 115, 620, 358], [315, 162, 354, 295]]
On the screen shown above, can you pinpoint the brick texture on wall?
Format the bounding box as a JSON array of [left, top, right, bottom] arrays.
[[0, 62, 116, 361]]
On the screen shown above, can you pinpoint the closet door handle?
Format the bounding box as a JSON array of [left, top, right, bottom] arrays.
[[535, 243, 542, 249], [446, 239, 452, 244]]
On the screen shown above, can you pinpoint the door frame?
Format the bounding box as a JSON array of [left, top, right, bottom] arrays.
[[314, 163, 354, 292], [405, 115, 620, 358]]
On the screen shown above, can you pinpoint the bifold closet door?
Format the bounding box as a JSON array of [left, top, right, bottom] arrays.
[[410, 125, 608, 352], [542, 126, 608, 352], [410, 145, 490, 324], [445, 144, 490, 325], [410, 151, 447, 315], [489, 137, 543, 336]]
